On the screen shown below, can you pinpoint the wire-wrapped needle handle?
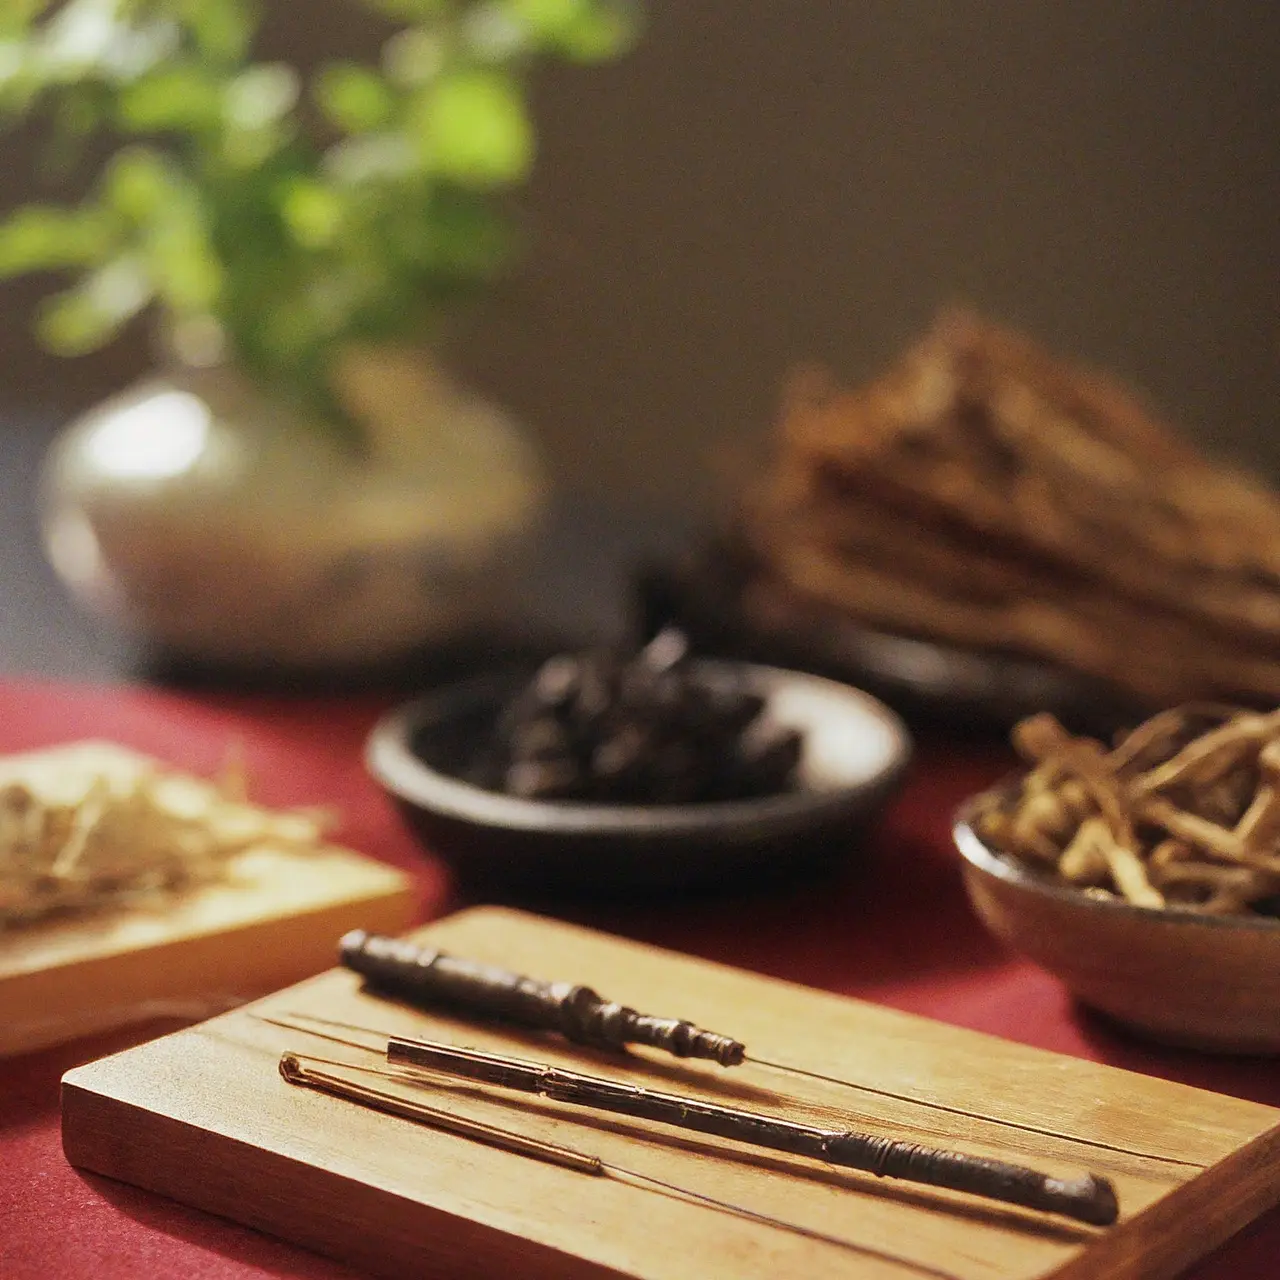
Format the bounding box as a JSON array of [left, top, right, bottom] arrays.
[[340, 929, 746, 1066], [387, 1036, 1120, 1227]]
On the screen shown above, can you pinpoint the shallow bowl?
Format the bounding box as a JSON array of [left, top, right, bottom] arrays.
[[954, 795, 1280, 1054], [367, 661, 911, 898]]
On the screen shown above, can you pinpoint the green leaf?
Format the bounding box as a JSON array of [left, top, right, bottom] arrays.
[[107, 149, 226, 311], [505, 0, 586, 35], [506, 0, 640, 59], [145, 208, 222, 311], [419, 195, 510, 274], [380, 28, 446, 88], [558, 9, 640, 60], [186, 0, 257, 63], [2, 0, 637, 383], [218, 63, 298, 167], [0, 2, 52, 40], [410, 69, 533, 187], [38, 0, 119, 76], [461, 4, 530, 61], [37, 290, 114, 355], [314, 62, 395, 134], [101, 17, 180, 83], [45, 82, 108, 170], [0, 39, 30, 100], [117, 64, 223, 132], [0, 204, 118, 276], [103, 147, 173, 222], [36, 256, 151, 354], [323, 132, 417, 184], [223, 62, 299, 131], [278, 177, 344, 248], [219, 118, 289, 168], [159, 245, 221, 311]]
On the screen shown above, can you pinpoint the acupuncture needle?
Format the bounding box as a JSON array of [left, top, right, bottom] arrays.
[[278, 1050, 968, 1280], [334, 930, 1206, 1170], [252, 1012, 1119, 1226]]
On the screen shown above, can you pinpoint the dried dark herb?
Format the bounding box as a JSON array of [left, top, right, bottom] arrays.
[[482, 629, 802, 804]]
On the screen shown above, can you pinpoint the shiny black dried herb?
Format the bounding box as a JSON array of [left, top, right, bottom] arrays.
[[484, 629, 802, 804]]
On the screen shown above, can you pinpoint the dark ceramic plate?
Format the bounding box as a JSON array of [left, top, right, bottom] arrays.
[[366, 661, 911, 898]]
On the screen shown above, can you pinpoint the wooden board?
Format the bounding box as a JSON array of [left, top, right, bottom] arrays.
[[61, 907, 1280, 1280], [1, 742, 416, 1056]]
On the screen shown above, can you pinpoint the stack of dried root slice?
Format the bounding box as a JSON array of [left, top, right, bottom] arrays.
[[744, 309, 1280, 707], [973, 706, 1280, 916]]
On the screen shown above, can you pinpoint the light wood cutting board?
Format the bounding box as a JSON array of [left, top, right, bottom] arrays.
[[61, 906, 1280, 1279], [1, 741, 416, 1055]]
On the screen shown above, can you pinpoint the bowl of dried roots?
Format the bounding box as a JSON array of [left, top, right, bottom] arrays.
[[955, 705, 1280, 1053]]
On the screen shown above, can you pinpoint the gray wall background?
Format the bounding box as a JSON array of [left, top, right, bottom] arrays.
[[2, 2, 1277, 515]]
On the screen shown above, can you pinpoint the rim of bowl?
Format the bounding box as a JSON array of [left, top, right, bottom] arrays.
[[954, 792, 1280, 934], [367, 660, 912, 837]]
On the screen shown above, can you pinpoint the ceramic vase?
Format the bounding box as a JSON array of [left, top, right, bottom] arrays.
[[40, 348, 547, 668]]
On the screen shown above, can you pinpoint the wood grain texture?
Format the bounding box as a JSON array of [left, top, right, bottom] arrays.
[[62, 907, 1280, 1280], [1, 742, 417, 1056]]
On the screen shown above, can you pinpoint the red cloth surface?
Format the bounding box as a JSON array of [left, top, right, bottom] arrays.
[[0, 678, 1276, 1279]]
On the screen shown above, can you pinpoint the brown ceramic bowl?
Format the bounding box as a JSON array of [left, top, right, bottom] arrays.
[[954, 794, 1280, 1054]]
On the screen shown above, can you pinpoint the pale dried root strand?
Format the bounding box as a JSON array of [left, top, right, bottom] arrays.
[[1135, 798, 1247, 864], [1100, 842, 1165, 908], [1009, 787, 1080, 850], [1148, 859, 1280, 915], [1057, 818, 1111, 886], [1233, 737, 1280, 852], [1007, 819, 1068, 867], [1147, 839, 1196, 874], [1129, 711, 1280, 796], [1235, 790, 1280, 852], [1019, 725, 1140, 858], [0, 761, 331, 931], [976, 702, 1280, 916], [1103, 707, 1196, 774], [1011, 713, 1078, 765]]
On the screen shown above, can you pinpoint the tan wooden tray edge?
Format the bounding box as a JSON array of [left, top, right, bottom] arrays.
[[60, 1089, 621, 1280]]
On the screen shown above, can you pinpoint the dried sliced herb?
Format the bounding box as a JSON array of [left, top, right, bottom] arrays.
[[483, 630, 802, 804]]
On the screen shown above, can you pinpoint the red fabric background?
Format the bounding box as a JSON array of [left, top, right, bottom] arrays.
[[0, 679, 1276, 1278]]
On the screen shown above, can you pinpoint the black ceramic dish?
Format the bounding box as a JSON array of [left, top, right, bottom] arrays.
[[366, 660, 911, 898]]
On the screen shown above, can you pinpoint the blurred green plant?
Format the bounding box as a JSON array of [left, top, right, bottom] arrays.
[[0, 0, 638, 433]]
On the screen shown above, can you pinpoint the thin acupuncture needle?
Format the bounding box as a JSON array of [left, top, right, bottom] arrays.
[[278, 1051, 968, 1280], [741, 1055, 1204, 1170], [252, 1013, 1118, 1226], [264, 1008, 1201, 1171]]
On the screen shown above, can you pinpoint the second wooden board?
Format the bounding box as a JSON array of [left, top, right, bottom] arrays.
[[62, 907, 1280, 1279], [1, 741, 416, 1055]]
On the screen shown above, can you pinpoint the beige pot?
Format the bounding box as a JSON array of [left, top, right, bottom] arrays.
[[40, 350, 546, 666]]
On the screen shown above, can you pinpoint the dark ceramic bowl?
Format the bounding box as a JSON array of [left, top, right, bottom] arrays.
[[366, 661, 911, 897]]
